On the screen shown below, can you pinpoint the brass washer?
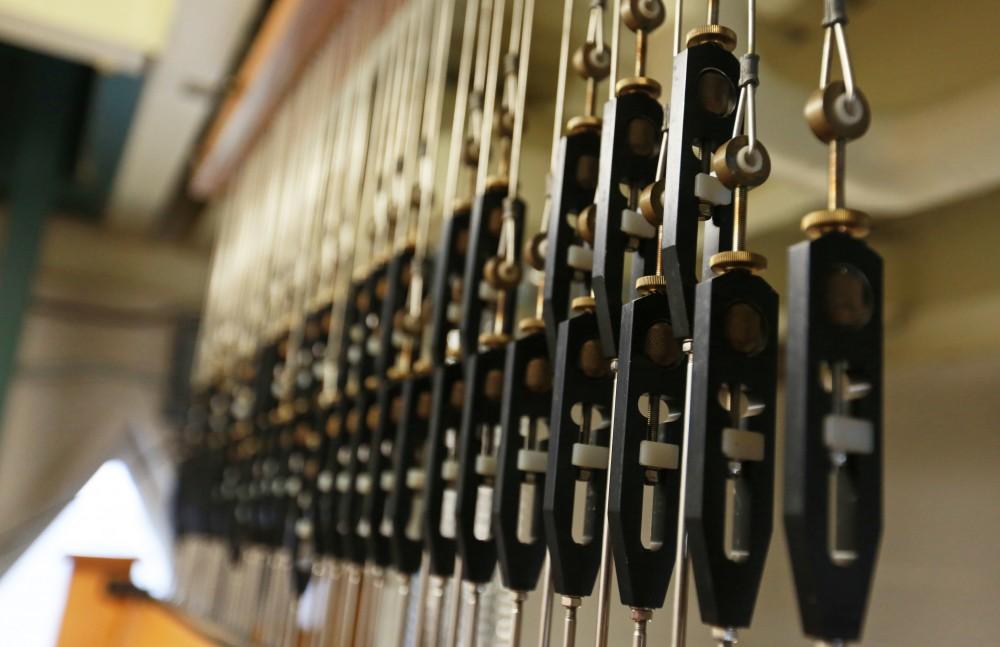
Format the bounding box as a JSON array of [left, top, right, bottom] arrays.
[[518, 317, 546, 334], [567, 115, 602, 134], [616, 76, 662, 100], [801, 208, 870, 239], [452, 198, 473, 215], [685, 25, 738, 52], [709, 250, 767, 273], [412, 358, 432, 375], [571, 295, 597, 313], [364, 376, 379, 391], [635, 274, 667, 294], [478, 332, 511, 348], [486, 176, 510, 192]]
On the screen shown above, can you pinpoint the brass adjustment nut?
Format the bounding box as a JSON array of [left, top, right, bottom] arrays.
[[524, 232, 547, 271], [452, 198, 473, 216], [365, 405, 381, 432], [576, 204, 597, 245], [636, 274, 667, 294], [486, 175, 510, 193], [638, 179, 664, 226], [518, 317, 546, 334], [579, 338, 611, 378], [484, 256, 522, 290], [525, 357, 553, 393], [412, 358, 432, 375], [478, 332, 511, 349], [712, 136, 771, 189], [364, 375, 379, 391], [621, 0, 666, 32], [483, 368, 505, 401], [805, 81, 871, 143], [449, 380, 465, 410], [616, 76, 662, 100], [571, 295, 597, 313], [801, 208, 871, 239], [386, 366, 408, 381], [573, 42, 611, 81], [566, 115, 601, 135], [709, 250, 768, 273], [686, 24, 738, 52]]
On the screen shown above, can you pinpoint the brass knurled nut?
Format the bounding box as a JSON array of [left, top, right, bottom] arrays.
[[412, 358, 432, 375], [478, 332, 511, 349], [635, 274, 667, 294], [566, 115, 602, 135], [686, 25, 738, 52], [518, 317, 546, 334], [486, 176, 510, 192], [709, 250, 767, 273], [801, 208, 871, 239], [452, 198, 473, 215], [571, 295, 597, 313], [364, 375, 379, 391], [616, 76, 662, 100]]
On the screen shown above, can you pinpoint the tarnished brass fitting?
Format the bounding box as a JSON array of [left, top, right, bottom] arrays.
[[709, 249, 768, 274]]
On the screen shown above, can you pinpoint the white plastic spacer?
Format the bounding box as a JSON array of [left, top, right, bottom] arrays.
[[405, 468, 425, 490], [335, 472, 352, 493], [823, 414, 874, 455], [695, 173, 732, 206], [567, 244, 594, 272], [620, 208, 657, 239], [638, 440, 679, 470], [380, 471, 394, 492], [441, 459, 459, 482], [475, 454, 497, 477], [355, 473, 372, 495], [722, 428, 765, 462], [571, 442, 609, 470], [517, 448, 549, 474]]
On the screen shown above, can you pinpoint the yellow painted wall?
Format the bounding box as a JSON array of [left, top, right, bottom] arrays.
[[0, 0, 175, 55]]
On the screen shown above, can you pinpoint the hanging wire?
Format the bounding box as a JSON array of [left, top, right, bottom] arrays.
[[820, 0, 858, 100], [474, 0, 508, 195]]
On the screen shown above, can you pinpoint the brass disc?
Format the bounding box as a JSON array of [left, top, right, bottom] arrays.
[[483, 368, 505, 401], [709, 250, 767, 273], [518, 317, 546, 334], [644, 322, 681, 368], [685, 25, 738, 52], [566, 115, 602, 135], [525, 357, 553, 393], [801, 208, 871, 239], [579, 339, 610, 379], [616, 76, 662, 99], [478, 332, 511, 348], [635, 274, 667, 294], [486, 176, 510, 192], [571, 295, 597, 313]]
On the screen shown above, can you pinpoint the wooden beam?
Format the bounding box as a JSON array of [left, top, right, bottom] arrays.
[[187, 0, 350, 199]]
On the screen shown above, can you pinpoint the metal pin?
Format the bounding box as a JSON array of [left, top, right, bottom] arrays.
[[670, 343, 695, 647], [593, 361, 620, 647], [510, 590, 529, 647], [561, 596, 581, 647], [446, 558, 465, 647], [632, 607, 653, 647], [537, 556, 554, 647], [396, 574, 413, 647], [463, 583, 482, 647]]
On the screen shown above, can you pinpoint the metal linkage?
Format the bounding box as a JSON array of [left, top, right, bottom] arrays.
[[590, 2, 670, 645], [683, 2, 779, 645], [785, 1, 881, 644], [489, 2, 546, 646]]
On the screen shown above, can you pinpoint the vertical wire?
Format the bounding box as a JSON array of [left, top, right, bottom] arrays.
[[442, 0, 483, 217], [475, 0, 508, 195], [508, 0, 536, 200], [609, 0, 621, 98]]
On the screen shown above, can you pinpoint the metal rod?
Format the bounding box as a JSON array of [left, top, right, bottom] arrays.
[[446, 558, 465, 647], [412, 554, 432, 647], [427, 575, 447, 647], [631, 608, 652, 647], [708, 0, 720, 24], [396, 574, 413, 647], [508, 0, 536, 199], [673, 0, 684, 56], [829, 140, 845, 211], [475, 0, 506, 194], [593, 363, 621, 647], [338, 566, 363, 647], [609, 0, 621, 98], [465, 584, 482, 647], [536, 556, 554, 647], [511, 590, 529, 647], [561, 596, 581, 647], [550, 0, 575, 168], [670, 344, 696, 647]]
